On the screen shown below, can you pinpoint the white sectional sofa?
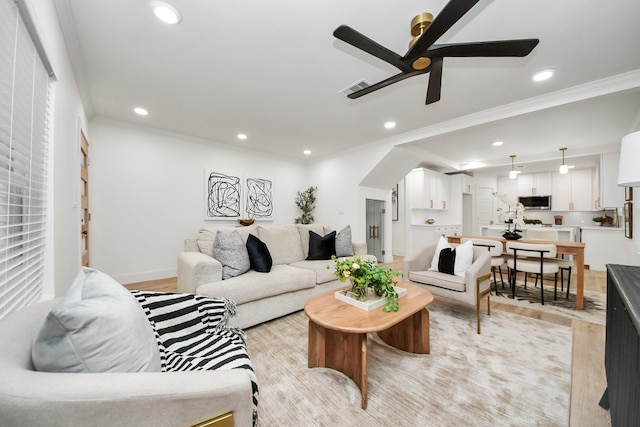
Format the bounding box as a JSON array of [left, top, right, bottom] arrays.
[[178, 223, 376, 329]]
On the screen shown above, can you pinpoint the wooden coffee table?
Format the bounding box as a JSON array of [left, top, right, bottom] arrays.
[[304, 281, 434, 409]]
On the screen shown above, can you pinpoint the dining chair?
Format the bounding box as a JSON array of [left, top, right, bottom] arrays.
[[525, 228, 573, 298], [462, 238, 505, 294], [506, 241, 560, 305]]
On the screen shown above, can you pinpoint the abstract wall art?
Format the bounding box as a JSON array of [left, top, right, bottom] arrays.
[[245, 177, 273, 219], [205, 171, 241, 220]]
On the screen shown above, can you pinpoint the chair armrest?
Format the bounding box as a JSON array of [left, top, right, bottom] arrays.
[[403, 244, 437, 278], [0, 368, 254, 427], [177, 252, 223, 294], [464, 250, 491, 297]]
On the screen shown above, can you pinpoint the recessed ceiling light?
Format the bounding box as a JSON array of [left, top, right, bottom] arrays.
[[384, 121, 396, 129], [237, 133, 247, 140], [151, 1, 182, 25], [492, 141, 503, 146], [532, 69, 555, 82], [303, 149, 311, 155], [134, 107, 148, 116]]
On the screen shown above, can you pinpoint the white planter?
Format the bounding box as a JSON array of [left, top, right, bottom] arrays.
[[334, 286, 407, 311]]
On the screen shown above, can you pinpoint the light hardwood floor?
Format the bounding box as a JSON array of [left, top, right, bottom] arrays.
[[126, 257, 611, 426]]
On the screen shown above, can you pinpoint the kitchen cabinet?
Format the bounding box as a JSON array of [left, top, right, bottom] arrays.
[[551, 168, 596, 211], [600, 152, 624, 208], [461, 174, 473, 194], [407, 224, 461, 253], [517, 172, 552, 196], [407, 168, 450, 210]]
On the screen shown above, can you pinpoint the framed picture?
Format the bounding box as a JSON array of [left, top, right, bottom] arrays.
[[391, 184, 399, 221], [625, 186, 633, 201], [624, 202, 633, 239]]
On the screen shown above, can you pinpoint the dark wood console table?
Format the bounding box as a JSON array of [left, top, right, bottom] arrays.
[[600, 264, 640, 426]]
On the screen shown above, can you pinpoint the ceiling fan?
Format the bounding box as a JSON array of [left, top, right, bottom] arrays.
[[333, 0, 539, 105]]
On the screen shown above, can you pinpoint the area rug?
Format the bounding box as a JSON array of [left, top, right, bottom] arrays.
[[492, 281, 606, 326], [245, 300, 572, 426]]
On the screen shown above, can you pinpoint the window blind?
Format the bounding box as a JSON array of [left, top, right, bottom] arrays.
[[0, 0, 52, 318]]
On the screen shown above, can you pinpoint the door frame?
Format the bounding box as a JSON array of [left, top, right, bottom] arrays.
[[359, 186, 393, 263]]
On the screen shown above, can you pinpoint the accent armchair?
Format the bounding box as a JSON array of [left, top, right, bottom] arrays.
[[403, 243, 492, 334]]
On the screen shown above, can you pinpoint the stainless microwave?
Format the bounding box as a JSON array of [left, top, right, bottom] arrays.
[[518, 195, 551, 210]]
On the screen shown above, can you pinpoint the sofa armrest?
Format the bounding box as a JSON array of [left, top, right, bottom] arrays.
[[177, 252, 223, 294], [403, 244, 437, 279], [0, 368, 254, 427], [352, 241, 367, 255]]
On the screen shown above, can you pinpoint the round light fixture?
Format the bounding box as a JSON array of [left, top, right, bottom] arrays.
[[532, 69, 555, 82], [492, 141, 503, 147], [134, 107, 148, 116], [303, 149, 312, 155], [237, 133, 247, 140], [384, 121, 396, 129], [151, 1, 182, 25]]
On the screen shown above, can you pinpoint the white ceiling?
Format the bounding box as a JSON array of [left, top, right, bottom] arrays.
[[53, 0, 640, 176]]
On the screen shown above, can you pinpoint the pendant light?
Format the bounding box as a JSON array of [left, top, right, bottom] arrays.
[[509, 155, 519, 179], [559, 147, 569, 174]]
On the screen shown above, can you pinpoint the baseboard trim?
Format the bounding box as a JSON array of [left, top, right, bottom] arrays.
[[113, 268, 176, 285]]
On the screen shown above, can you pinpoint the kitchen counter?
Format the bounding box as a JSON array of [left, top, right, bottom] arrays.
[[480, 225, 577, 242]]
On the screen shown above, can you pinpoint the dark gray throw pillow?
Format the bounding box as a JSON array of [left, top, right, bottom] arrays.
[[307, 230, 336, 260], [438, 247, 456, 275], [212, 230, 250, 279], [246, 234, 272, 273]]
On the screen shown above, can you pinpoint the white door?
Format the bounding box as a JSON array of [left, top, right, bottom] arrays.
[[476, 187, 495, 234]]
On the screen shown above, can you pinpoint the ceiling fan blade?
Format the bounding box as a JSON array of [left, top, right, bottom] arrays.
[[333, 25, 414, 73], [405, 0, 481, 62], [347, 70, 425, 99], [427, 39, 540, 57], [426, 57, 443, 105]]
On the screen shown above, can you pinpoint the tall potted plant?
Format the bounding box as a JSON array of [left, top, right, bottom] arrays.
[[294, 186, 317, 224]]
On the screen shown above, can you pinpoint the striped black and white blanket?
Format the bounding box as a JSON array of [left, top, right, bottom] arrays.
[[131, 291, 258, 426]]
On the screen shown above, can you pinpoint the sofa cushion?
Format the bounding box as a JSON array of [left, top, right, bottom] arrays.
[[246, 234, 273, 272], [213, 230, 251, 279], [306, 230, 336, 260], [257, 225, 305, 265], [289, 259, 337, 284], [408, 270, 466, 292], [196, 265, 315, 305], [296, 224, 326, 259], [32, 267, 161, 373]]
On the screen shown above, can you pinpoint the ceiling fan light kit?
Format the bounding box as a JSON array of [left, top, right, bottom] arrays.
[[333, 0, 539, 105]]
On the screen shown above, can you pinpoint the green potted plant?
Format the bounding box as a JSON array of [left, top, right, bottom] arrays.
[[592, 216, 604, 225], [294, 186, 317, 224], [329, 254, 402, 312]]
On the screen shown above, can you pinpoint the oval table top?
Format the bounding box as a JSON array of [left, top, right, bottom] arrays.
[[304, 281, 434, 334]]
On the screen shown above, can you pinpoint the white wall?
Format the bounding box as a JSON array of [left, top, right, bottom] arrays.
[[31, 0, 88, 297], [88, 118, 309, 283]]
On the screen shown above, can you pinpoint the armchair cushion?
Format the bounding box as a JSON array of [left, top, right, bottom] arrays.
[[32, 268, 161, 373]]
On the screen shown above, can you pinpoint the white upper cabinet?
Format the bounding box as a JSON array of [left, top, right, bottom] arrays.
[[551, 168, 596, 211], [407, 168, 450, 210], [517, 172, 552, 196], [461, 174, 473, 194]]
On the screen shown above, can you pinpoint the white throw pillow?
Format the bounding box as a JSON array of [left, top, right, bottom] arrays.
[[32, 267, 161, 373], [212, 230, 251, 279], [428, 236, 452, 272], [454, 239, 474, 277]]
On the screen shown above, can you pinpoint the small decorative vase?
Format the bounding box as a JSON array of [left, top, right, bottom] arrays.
[[503, 231, 522, 240]]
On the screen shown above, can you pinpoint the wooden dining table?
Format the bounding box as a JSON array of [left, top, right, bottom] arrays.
[[448, 235, 587, 310]]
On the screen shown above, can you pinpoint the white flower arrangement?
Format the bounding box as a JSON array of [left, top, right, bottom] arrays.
[[493, 192, 525, 231]]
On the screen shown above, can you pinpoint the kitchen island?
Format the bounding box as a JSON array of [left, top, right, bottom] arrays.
[[480, 225, 577, 242]]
